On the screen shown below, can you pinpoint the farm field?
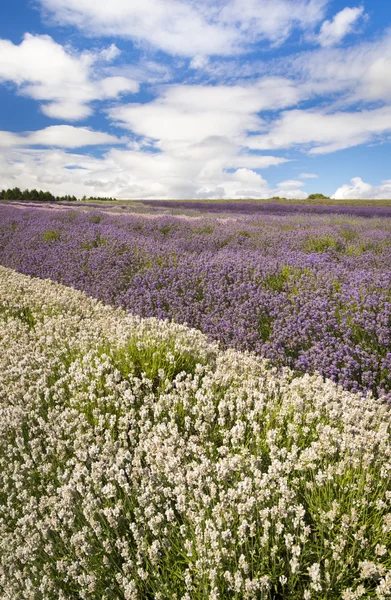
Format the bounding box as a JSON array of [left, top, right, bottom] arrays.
[[1, 203, 391, 400], [2, 0, 391, 596], [1, 265, 391, 599]]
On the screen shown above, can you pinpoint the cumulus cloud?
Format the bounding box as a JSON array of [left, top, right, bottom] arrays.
[[318, 6, 364, 47], [196, 168, 270, 199], [332, 177, 391, 200], [248, 106, 391, 154], [275, 188, 307, 199], [0, 148, 107, 197], [274, 179, 307, 198], [0, 34, 138, 120], [110, 78, 302, 146], [0, 144, 294, 200], [38, 0, 327, 56], [99, 79, 304, 197], [300, 172, 318, 178], [231, 168, 267, 186], [0, 126, 124, 148]]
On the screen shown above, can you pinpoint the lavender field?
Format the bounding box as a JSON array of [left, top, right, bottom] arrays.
[[1, 203, 391, 401], [1, 266, 391, 599]]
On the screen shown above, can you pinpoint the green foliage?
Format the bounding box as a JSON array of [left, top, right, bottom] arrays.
[[110, 337, 204, 389], [193, 225, 215, 235], [0, 187, 115, 202], [0, 302, 36, 328], [42, 229, 61, 242], [339, 228, 357, 242], [258, 314, 273, 340], [0, 187, 22, 200], [263, 265, 312, 293], [303, 236, 344, 253], [263, 265, 292, 292], [86, 195, 116, 202], [80, 234, 107, 250], [237, 229, 252, 238], [307, 193, 330, 200], [159, 225, 172, 235]]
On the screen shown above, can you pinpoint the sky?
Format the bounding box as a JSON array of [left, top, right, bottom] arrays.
[[0, 0, 390, 200]]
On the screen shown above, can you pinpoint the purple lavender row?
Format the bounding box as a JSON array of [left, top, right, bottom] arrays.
[[142, 200, 391, 218], [1, 204, 391, 400]]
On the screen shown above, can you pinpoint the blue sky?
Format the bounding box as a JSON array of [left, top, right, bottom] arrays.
[[0, 0, 390, 199]]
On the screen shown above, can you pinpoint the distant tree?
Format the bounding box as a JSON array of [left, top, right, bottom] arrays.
[[0, 187, 116, 203], [10, 187, 22, 200], [307, 193, 330, 200], [41, 191, 55, 201], [2, 189, 12, 199], [29, 189, 40, 201]]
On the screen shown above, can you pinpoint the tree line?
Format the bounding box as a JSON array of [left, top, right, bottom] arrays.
[[0, 187, 115, 202]]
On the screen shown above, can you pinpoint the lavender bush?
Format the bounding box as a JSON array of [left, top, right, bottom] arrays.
[[1, 266, 391, 599], [1, 205, 391, 400]]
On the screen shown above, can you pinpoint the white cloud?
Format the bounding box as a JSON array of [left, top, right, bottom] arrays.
[[196, 168, 270, 199], [332, 177, 391, 199], [248, 106, 391, 154], [220, 0, 328, 46], [0, 77, 294, 200], [300, 172, 318, 178], [0, 144, 293, 200], [0, 126, 124, 148], [99, 43, 121, 62], [274, 179, 307, 198], [289, 32, 391, 104], [231, 155, 289, 168], [187, 28, 391, 107], [278, 179, 305, 188], [0, 148, 108, 197], [318, 6, 364, 47], [357, 50, 391, 103], [275, 187, 307, 199], [112, 89, 262, 145], [39, 0, 237, 56], [100, 79, 302, 198], [0, 34, 138, 120], [110, 79, 302, 146], [232, 168, 267, 185], [107, 60, 174, 86], [190, 55, 209, 70], [38, 0, 328, 56]]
